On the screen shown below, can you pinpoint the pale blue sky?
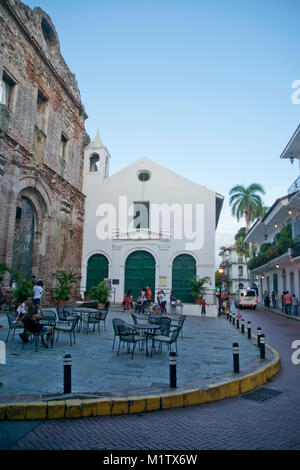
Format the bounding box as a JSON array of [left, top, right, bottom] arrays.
[[25, 0, 300, 260]]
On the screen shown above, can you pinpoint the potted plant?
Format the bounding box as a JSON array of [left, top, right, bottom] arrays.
[[53, 270, 77, 308], [13, 275, 33, 307], [89, 280, 111, 309], [189, 276, 210, 304]]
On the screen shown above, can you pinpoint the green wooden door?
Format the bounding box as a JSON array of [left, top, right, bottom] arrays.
[[125, 251, 155, 301], [172, 254, 196, 303], [86, 254, 109, 292]]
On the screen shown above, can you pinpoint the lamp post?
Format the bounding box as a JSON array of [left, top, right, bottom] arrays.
[[218, 268, 224, 316]]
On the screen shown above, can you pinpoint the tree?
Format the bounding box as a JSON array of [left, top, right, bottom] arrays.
[[229, 183, 266, 233]]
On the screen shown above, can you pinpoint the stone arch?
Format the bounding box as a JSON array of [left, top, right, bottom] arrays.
[[89, 153, 100, 172]]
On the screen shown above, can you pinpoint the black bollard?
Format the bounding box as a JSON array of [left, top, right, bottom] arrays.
[[229, 313, 232, 323], [260, 334, 265, 359], [169, 352, 177, 388], [241, 319, 245, 334], [233, 343, 240, 373], [63, 353, 72, 394], [232, 314, 235, 326], [257, 327, 262, 347], [236, 318, 240, 330], [247, 321, 252, 340]]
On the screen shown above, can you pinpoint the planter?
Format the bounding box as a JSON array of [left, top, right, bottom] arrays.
[[97, 302, 105, 310], [194, 297, 202, 305], [84, 293, 91, 301]]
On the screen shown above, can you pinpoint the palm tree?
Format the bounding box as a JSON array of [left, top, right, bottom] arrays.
[[229, 183, 266, 233]]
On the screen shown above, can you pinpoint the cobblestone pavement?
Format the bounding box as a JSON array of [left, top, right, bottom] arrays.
[[1, 305, 300, 450]]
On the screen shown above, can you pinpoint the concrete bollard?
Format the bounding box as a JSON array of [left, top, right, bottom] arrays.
[[257, 327, 262, 347], [260, 334, 265, 359], [169, 352, 177, 388], [233, 343, 240, 373], [63, 353, 72, 394]]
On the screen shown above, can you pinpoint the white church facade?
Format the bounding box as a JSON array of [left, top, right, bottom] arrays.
[[80, 131, 223, 315]]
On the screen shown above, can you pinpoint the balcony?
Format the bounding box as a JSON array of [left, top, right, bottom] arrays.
[[288, 175, 300, 195]]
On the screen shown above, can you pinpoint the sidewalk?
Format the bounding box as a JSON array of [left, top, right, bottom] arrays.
[[0, 309, 280, 420], [257, 302, 300, 321]]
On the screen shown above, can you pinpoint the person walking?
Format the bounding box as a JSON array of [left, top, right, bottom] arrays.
[[284, 291, 292, 315], [292, 294, 299, 316]]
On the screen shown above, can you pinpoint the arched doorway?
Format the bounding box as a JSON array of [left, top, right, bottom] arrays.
[[86, 254, 109, 292], [12, 197, 35, 280], [125, 250, 155, 301], [172, 254, 196, 303]]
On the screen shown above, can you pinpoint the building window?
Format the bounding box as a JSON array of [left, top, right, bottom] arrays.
[[133, 201, 149, 229], [138, 170, 151, 182], [36, 90, 48, 133], [89, 153, 99, 172], [105, 156, 109, 177], [0, 70, 16, 108], [60, 133, 68, 161]]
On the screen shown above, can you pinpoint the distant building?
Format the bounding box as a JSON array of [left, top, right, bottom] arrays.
[[219, 244, 250, 294], [245, 125, 300, 305], [0, 0, 87, 299], [81, 131, 224, 314]]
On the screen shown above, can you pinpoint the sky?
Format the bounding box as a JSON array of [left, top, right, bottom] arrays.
[[25, 0, 300, 264]]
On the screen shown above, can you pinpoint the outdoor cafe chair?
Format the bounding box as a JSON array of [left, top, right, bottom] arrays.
[[55, 317, 79, 346], [148, 313, 163, 324], [154, 317, 172, 337], [21, 324, 55, 352], [117, 324, 146, 359], [80, 311, 102, 334], [5, 312, 24, 343], [171, 314, 186, 338], [112, 318, 124, 350], [151, 326, 182, 356], [39, 309, 57, 326]]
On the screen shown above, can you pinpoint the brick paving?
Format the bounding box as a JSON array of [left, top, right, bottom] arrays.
[[1, 306, 299, 450]]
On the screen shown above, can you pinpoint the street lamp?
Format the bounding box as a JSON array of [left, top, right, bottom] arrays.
[[218, 268, 224, 316]]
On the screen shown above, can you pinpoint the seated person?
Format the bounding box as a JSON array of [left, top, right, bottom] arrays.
[[20, 303, 53, 348], [135, 296, 143, 313], [14, 296, 31, 326]]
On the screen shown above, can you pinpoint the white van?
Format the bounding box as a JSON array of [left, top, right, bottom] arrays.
[[235, 288, 257, 309]]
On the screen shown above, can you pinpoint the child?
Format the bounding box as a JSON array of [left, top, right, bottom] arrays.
[[201, 298, 206, 316]]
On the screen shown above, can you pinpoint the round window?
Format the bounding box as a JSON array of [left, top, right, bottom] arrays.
[[138, 171, 151, 182]]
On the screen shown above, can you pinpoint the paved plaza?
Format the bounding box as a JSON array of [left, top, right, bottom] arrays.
[[0, 309, 274, 402]]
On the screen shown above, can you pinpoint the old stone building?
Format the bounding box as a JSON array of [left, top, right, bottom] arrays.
[[0, 0, 87, 299]]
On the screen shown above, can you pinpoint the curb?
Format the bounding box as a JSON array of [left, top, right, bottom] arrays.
[[0, 341, 281, 421]]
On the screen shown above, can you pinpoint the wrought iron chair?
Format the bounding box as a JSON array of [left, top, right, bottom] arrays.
[[39, 309, 57, 326], [151, 326, 182, 356], [154, 317, 172, 336], [117, 324, 146, 359], [80, 311, 102, 334], [112, 318, 125, 350], [148, 313, 163, 324], [54, 317, 79, 346], [171, 315, 186, 338], [5, 312, 24, 343]]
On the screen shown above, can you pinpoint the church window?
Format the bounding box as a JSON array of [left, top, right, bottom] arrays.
[[138, 170, 151, 182], [0, 70, 16, 108], [89, 153, 100, 172]]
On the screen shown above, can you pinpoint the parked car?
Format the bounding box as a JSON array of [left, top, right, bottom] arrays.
[[235, 288, 257, 309]]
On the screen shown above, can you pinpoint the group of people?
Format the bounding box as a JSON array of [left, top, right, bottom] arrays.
[[122, 287, 180, 314], [264, 290, 299, 316]]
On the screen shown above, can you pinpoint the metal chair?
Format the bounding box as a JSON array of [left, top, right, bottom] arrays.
[[39, 309, 57, 326], [5, 312, 24, 343], [55, 317, 79, 346], [98, 308, 109, 331], [171, 315, 186, 338], [154, 317, 172, 336], [148, 313, 163, 324], [112, 318, 125, 350], [117, 324, 146, 359], [151, 326, 182, 355], [80, 311, 102, 334]]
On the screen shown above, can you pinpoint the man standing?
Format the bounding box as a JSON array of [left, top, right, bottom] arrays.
[[146, 285, 152, 312], [292, 294, 299, 316], [284, 291, 292, 315]]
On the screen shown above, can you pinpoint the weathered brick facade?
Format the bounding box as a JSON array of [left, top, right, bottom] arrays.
[[0, 0, 87, 302]]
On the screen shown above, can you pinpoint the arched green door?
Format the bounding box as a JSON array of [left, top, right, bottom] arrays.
[[172, 254, 196, 303], [125, 251, 155, 301], [86, 254, 109, 292]]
